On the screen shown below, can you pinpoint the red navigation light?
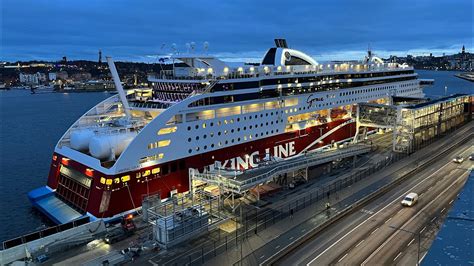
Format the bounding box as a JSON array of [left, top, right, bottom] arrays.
[[52, 155, 57, 161], [85, 168, 94, 177], [126, 214, 133, 220], [61, 157, 70, 165]]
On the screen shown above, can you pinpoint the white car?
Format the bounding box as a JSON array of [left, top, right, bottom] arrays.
[[453, 156, 464, 164], [401, 193, 419, 207]]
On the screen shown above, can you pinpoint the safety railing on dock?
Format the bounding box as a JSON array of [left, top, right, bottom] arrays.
[[191, 144, 372, 193]]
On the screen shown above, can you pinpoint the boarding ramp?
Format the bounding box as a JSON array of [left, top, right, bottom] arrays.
[[190, 144, 372, 195], [357, 103, 397, 129]]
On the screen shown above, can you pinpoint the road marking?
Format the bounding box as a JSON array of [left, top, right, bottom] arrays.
[[420, 226, 427, 234], [308, 161, 453, 264], [449, 199, 454, 204], [427, 186, 432, 191], [393, 252, 403, 261], [407, 238, 415, 247], [275, 245, 280, 250], [356, 239, 365, 247], [370, 228, 379, 235], [361, 171, 470, 266], [289, 236, 294, 240], [385, 217, 392, 224], [397, 209, 403, 214], [260, 255, 266, 259], [338, 253, 348, 262], [431, 216, 437, 222], [441, 207, 446, 213], [419, 252, 428, 263], [419, 192, 424, 197], [301, 229, 306, 233]]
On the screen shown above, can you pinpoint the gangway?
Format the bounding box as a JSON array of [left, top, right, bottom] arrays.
[[190, 144, 372, 196]]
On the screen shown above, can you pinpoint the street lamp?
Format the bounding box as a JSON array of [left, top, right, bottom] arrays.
[[388, 225, 421, 265]]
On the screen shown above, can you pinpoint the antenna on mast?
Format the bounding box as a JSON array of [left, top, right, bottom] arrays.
[[185, 43, 191, 53], [171, 43, 177, 54], [203, 41, 209, 54]]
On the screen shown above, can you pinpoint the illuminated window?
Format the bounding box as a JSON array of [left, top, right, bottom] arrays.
[[121, 175, 131, 182], [158, 140, 171, 147], [106, 179, 113, 185], [158, 127, 177, 135], [143, 170, 150, 177], [152, 168, 160, 174], [100, 177, 106, 184], [136, 173, 141, 179], [114, 178, 120, 184]]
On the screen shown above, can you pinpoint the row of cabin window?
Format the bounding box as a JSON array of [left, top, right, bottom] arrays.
[[190, 76, 417, 107], [210, 70, 415, 92], [187, 119, 283, 143], [187, 111, 283, 131], [187, 129, 280, 154]]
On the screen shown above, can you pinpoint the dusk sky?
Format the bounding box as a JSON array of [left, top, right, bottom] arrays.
[[1, 0, 472, 63]]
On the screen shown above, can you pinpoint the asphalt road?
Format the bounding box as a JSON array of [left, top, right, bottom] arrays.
[[277, 142, 473, 266]]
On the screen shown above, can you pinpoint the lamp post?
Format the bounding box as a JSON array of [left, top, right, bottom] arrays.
[[389, 225, 421, 265]]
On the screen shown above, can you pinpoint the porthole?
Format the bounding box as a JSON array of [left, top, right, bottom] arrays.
[[237, 128, 240, 132], [266, 122, 268, 126], [210, 122, 214, 127], [225, 140, 228, 145], [196, 136, 199, 140], [237, 118, 240, 122], [231, 129, 234, 133], [211, 144, 215, 148], [260, 123, 263, 127], [266, 113, 268, 117], [203, 135, 207, 139], [210, 132, 214, 137], [204, 145, 207, 150], [256, 133, 259, 137], [260, 114, 263, 118], [187, 126, 191, 131], [254, 115, 258, 119], [271, 130, 274, 134], [195, 125, 199, 129], [196, 147, 200, 151], [188, 149, 192, 153], [231, 139, 234, 143], [188, 138, 191, 142], [218, 132, 222, 136], [238, 138, 241, 141], [248, 126, 251, 129]]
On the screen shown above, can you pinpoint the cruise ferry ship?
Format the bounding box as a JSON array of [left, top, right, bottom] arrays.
[[29, 39, 425, 223]]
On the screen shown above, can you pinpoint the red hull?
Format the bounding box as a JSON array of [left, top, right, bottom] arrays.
[[46, 118, 356, 218]]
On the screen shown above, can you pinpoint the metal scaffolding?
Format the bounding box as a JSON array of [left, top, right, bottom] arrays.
[[145, 191, 225, 248], [190, 144, 372, 211]]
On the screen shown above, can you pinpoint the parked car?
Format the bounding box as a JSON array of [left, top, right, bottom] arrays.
[[469, 153, 474, 161]]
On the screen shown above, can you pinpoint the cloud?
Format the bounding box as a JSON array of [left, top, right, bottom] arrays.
[[1, 0, 472, 62]]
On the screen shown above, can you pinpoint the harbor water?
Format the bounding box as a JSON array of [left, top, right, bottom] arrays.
[[0, 70, 472, 242]]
